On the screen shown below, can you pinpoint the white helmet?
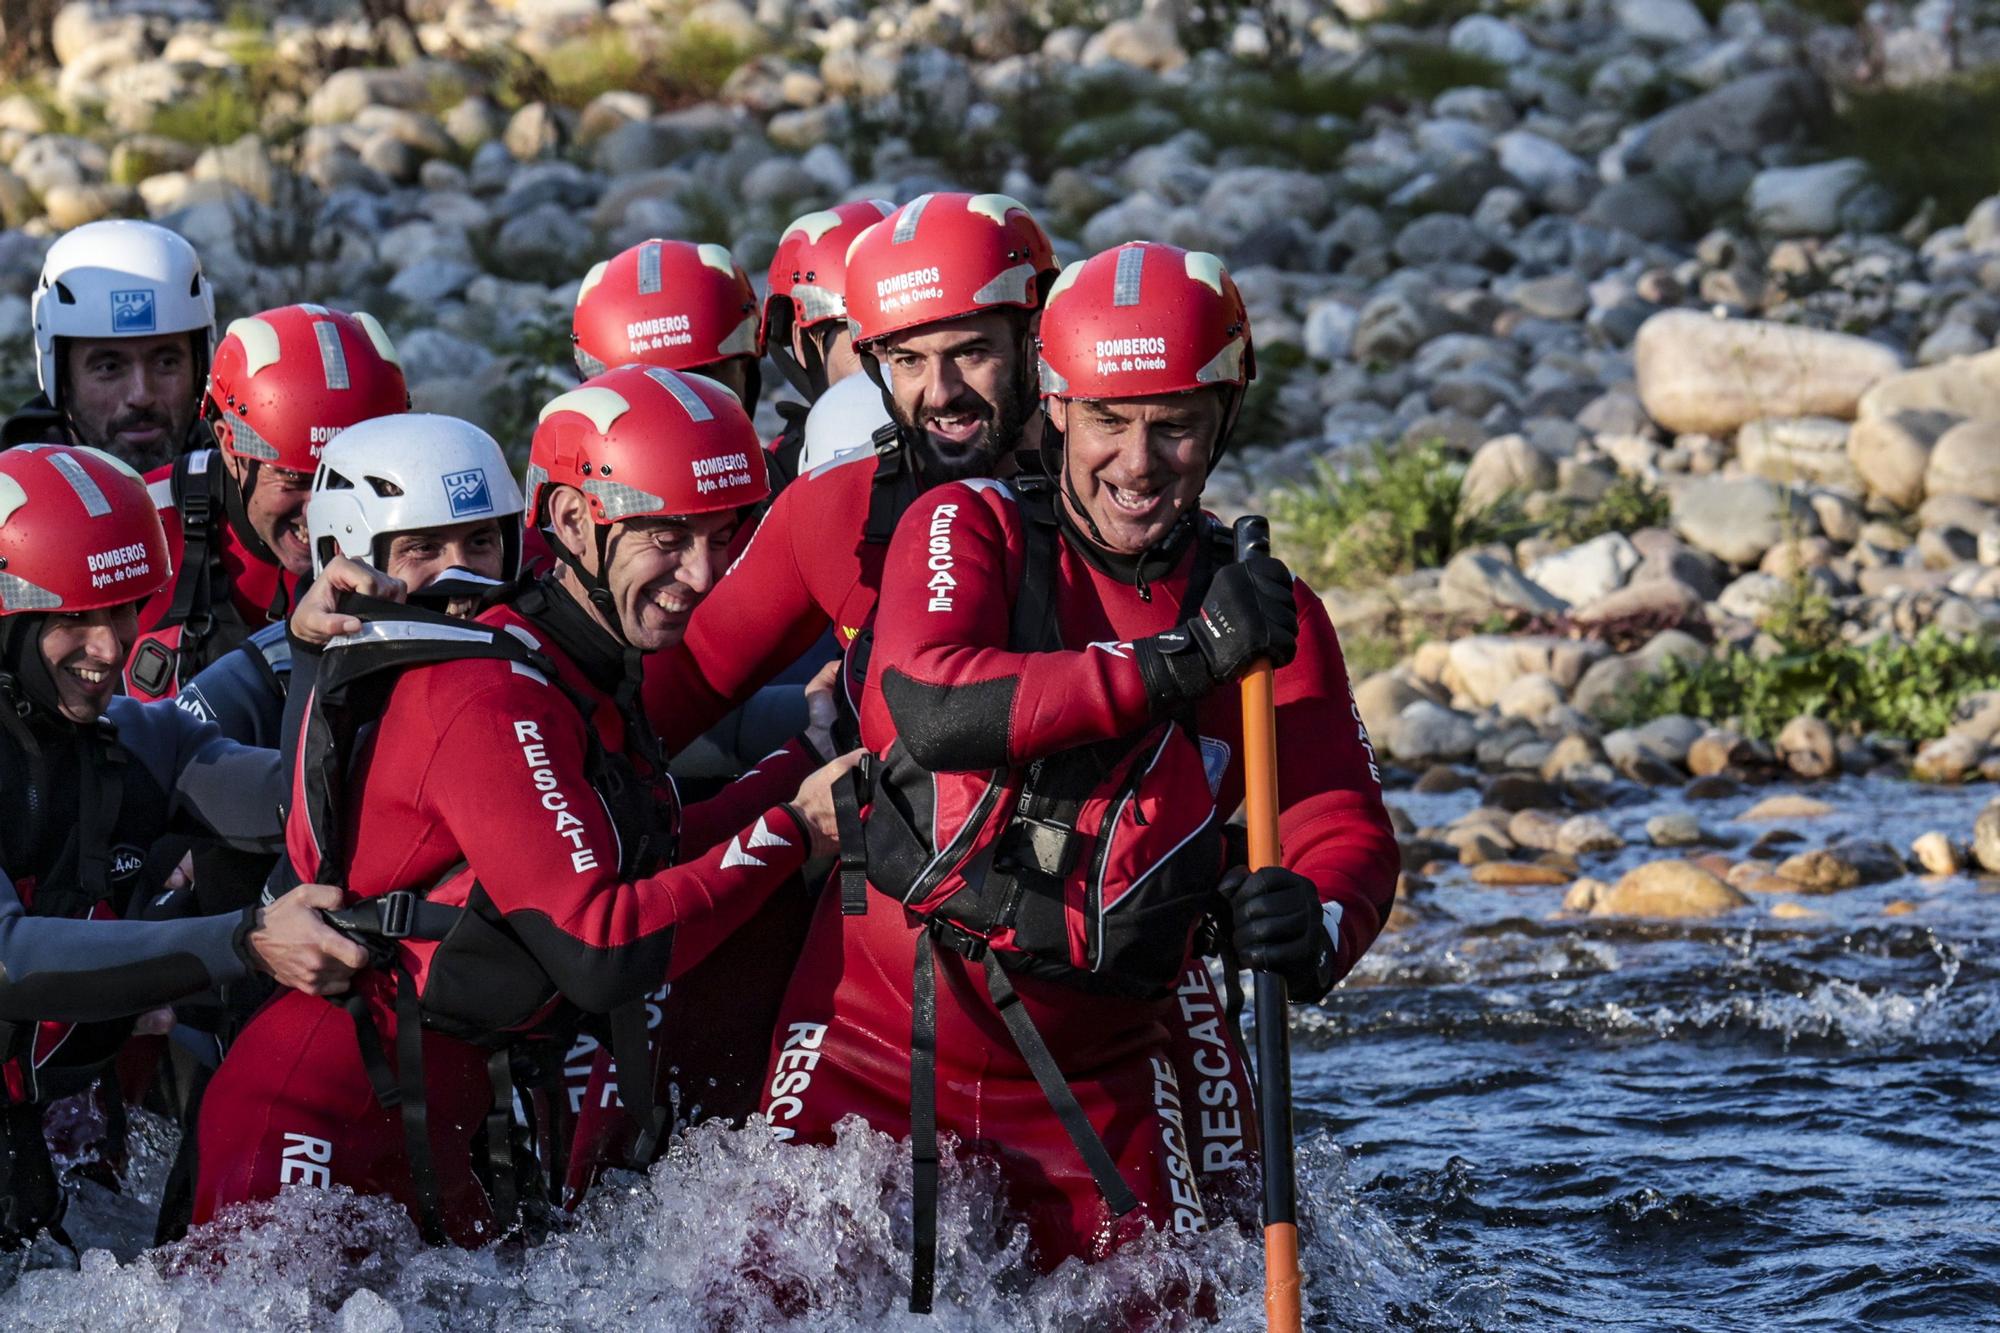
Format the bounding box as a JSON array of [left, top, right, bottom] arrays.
[[309, 414, 525, 582], [31, 220, 217, 409], [800, 372, 893, 473]]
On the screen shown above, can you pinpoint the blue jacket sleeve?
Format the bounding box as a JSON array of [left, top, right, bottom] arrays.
[[109, 698, 287, 853], [0, 865, 251, 1022]]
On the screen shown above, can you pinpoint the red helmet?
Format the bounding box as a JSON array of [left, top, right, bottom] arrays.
[[572, 240, 764, 382], [1036, 243, 1255, 402], [526, 365, 769, 530], [842, 192, 1057, 350], [207, 304, 410, 473], [0, 444, 171, 614], [766, 198, 898, 340]]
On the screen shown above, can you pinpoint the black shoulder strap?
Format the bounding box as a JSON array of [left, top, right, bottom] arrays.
[[1008, 480, 1064, 655], [862, 422, 914, 545]]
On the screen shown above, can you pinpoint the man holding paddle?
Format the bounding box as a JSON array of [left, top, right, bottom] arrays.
[[756, 240, 1400, 1310]]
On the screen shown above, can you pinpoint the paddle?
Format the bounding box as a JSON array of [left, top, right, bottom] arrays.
[[1233, 514, 1303, 1333]]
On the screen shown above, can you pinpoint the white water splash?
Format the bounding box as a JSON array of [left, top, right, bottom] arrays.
[[0, 1117, 1447, 1332]]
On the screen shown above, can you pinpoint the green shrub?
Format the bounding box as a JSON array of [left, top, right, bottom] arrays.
[[150, 80, 262, 146], [1272, 439, 1533, 588], [1609, 625, 2000, 741], [1824, 66, 2000, 223], [1541, 473, 1671, 546], [528, 21, 757, 110]]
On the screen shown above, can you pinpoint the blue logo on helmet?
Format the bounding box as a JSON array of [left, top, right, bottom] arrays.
[[109, 289, 156, 333], [443, 469, 493, 518]]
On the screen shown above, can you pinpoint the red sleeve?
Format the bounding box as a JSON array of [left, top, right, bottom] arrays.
[[420, 671, 808, 1011], [863, 482, 1156, 770], [677, 737, 817, 857], [1265, 587, 1400, 982], [646, 477, 832, 752]]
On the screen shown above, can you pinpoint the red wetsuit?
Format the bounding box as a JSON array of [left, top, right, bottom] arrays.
[[128, 454, 289, 702], [191, 597, 818, 1243], [757, 479, 1399, 1268]]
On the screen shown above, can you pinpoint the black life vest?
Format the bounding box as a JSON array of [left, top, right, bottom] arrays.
[[299, 594, 679, 1242], [127, 449, 258, 702], [834, 478, 1235, 1311]]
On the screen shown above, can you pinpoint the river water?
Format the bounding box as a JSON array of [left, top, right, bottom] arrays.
[[1, 776, 1994, 1330]]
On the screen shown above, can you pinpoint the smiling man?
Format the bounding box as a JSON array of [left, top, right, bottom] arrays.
[[124, 304, 408, 704], [192, 365, 859, 1246], [5, 221, 217, 470], [756, 242, 1401, 1304]]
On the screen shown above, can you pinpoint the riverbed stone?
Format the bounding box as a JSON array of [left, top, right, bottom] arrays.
[[1634, 310, 1903, 437], [1592, 860, 1751, 918]]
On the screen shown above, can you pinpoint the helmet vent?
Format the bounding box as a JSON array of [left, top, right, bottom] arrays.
[[54, 281, 75, 305], [365, 476, 405, 498]]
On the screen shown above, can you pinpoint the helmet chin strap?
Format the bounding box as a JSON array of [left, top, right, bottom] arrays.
[[0, 614, 73, 720], [546, 520, 631, 651]]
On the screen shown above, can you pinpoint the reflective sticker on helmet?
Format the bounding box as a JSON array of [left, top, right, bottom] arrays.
[[891, 194, 933, 244], [227, 316, 282, 377], [444, 468, 494, 518], [638, 241, 663, 296], [576, 260, 610, 304], [522, 462, 550, 508], [68, 446, 143, 486], [574, 346, 608, 378], [1038, 356, 1069, 397], [582, 477, 668, 522], [969, 263, 1037, 308], [786, 209, 845, 244], [353, 311, 401, 367], [539, 387, 631, 434], [227, 414, 281, 462], [298, 303, 330, 316], [1113, 245, 1146, 308], [0, 474, 26, 526], [0, 571, 60, 611], [793, 283, 846, 325], [966, 193, 1028, 228], [1194, 337, 1246, 385], [643, 367, 715, 422], [46, 451, 110, 517], [717, 313, 760, 357], [109, 289, 155, 333], [697, 243, 736, 276], [1184, 251, 1227, 296], [314, 319, 351, 391], [1044, 260, 1085, 308]]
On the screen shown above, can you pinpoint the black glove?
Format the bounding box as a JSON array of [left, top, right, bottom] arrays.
[[1136, 556, 1299, 709], [1221, 866, 1336, 1000]]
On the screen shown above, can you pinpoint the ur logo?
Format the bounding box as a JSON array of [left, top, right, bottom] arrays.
[[109, 289, 156, 333], [443, 468, 493, 518]]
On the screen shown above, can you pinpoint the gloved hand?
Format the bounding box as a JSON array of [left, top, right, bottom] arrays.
[[1221, 866, 1336, 999], [1136, 555, 1299, 709]]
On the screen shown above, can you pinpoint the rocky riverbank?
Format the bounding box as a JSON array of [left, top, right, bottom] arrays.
[[7, 0, 2000, 914]]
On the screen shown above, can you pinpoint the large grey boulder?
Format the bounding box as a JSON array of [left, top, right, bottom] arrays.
[[1671, 476, 1818, 566]]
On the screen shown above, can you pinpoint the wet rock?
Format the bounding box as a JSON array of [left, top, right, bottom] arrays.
[[1911, 734, 1984, 783], [1882, 900, 1918, 916], [1414, 764, 1477, 794], [1910, 831, 1963, 876], [1482, 773, 1563, 812], [1672, 476, 1818, 567], [1509, 808, 1565, 851], [1775, 716, 1838, 780], [1747, 828, 1805, 858], [1634, 310, 1903, 437], [1738, 794, 1835, 821], [1562, 877, 1609, 913], [1775, 840, 1903, 892], [1771, 901, 1826, 921], [1591, 859, 1751, 918], [1472, 862, 1570, 887], [1557, 814, 1623, 856], [1646, 812, 1704, 847], [1973, 799, 2000, 873]]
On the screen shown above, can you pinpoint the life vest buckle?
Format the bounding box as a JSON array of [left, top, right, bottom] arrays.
[[375, 890, 418, 940], [928, 918, 988, 962]]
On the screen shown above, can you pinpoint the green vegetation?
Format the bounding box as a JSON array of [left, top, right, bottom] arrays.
[[1540, 473, 1671, 547], [1271, 439, 1533, 588], [533, 22, 758, 110], [1824, 66, 2000, 223], [148, 79, 262, 146], [1608, 574, 2000, 740]]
